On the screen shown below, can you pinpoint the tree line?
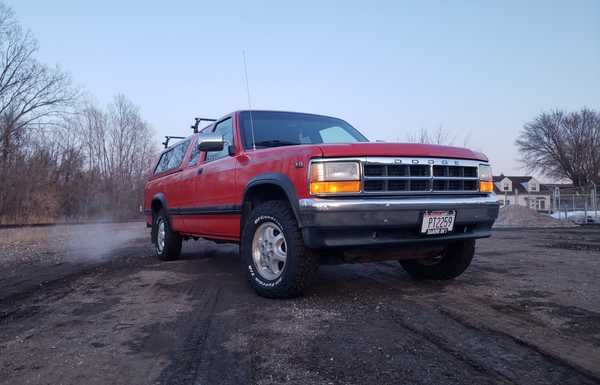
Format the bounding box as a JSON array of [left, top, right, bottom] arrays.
[[0, 3, 156, 224]]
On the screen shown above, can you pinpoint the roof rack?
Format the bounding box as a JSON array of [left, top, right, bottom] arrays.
[[191, 117, 217, 133], [161, 117, 217, 148], [162, 136, 186, 149]]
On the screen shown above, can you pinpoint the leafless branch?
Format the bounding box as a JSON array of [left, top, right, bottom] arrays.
[[516, 108, 600, 187]]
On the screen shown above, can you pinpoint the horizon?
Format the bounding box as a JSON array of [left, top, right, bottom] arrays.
[[9, 0, 600, 180]]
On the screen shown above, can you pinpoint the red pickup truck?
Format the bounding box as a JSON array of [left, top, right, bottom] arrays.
[[144, 110, 499, 298]]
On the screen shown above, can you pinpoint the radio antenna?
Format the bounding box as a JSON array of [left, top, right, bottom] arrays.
[[242, 50, 256, 151]]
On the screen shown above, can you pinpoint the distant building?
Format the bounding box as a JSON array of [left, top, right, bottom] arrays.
[[493, 175, 551, 211], [493, 175, 578, 212]]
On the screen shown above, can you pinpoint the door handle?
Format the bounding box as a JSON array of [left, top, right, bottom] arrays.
[[197, 168, 203, 175]]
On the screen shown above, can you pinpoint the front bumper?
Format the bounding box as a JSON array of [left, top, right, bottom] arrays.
[[298, 194, 499, 248]]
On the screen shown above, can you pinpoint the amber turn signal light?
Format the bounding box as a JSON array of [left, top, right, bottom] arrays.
[[479, 180, 494, 193], [310, 181, 360, 194]]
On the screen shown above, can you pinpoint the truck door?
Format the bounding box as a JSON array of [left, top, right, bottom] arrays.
[[151, 139, 190, 232], [186, 117, 241, 238], [176, 135, 203, 232]]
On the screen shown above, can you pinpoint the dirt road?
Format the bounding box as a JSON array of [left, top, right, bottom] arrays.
[[1, 223, 599, 385]]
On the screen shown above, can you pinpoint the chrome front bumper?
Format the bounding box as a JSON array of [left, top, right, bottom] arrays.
[[298, 194, 499, 248]]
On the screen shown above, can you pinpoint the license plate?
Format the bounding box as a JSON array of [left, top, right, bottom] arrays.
[[421, 210, 456, 235]]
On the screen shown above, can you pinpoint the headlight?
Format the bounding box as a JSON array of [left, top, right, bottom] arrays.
[[479, 164, 494, 193], [310, 161, 360, 194], [311, 162, 359, 181]]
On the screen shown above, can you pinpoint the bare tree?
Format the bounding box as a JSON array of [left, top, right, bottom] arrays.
[[106, 94, 156, 215], [0, 2, 78, 221], [0, 2, 76, 162], [0, 2, 157, 224], [406, 125, 457, 146], [67, 96, 157, 220], [516, 108, 600, 188]]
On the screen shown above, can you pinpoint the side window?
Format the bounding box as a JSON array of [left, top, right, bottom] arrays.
[[205, 118, 233, 162], [188, 139, 201, 167], [154, 140, 190, 175], [188, 128, 212, 167], [154, 150, 172, 174], [166, 140, 190, 170], [319, 126, 357, 143]]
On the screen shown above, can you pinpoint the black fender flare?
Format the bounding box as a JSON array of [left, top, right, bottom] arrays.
[[151, 193, 168, 214], [150, 193, 168, 243], [243, 173, 303, 227]]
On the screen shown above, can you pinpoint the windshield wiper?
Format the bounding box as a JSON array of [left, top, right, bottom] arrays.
[[253, 140, 301, 148]]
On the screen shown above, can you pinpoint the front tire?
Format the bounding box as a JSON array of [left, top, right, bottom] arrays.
[[154, 209, 182, 261], [400, 240, 475, 280], [241, 200, 318, 298]]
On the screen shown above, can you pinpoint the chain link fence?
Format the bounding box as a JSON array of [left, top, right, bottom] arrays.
[[551, 185, 599, 224]]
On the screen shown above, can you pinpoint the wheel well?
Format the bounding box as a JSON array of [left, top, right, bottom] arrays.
[[242, 183, 291, 228], [151, 199, 163, 214], [150, 199, 163, 243]]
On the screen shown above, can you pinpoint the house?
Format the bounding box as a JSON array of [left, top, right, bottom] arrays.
[[493, 175, 552, 211]]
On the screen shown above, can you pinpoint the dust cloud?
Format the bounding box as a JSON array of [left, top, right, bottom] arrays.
[[48, 222, 149, 262]]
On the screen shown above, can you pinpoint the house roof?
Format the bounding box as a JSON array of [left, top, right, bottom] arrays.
[[493, 175, 577, 195], [493, 175, 533, 194], [493, 175, 531, 183]]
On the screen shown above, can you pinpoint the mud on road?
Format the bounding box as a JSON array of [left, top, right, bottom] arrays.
[[0, 223, 599, 385]]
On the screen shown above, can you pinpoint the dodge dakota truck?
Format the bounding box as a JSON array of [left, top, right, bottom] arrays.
[[144, 110, 499, 298]]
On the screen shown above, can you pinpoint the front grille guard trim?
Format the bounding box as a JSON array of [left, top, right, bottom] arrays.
[[309, 157, 489, 196]]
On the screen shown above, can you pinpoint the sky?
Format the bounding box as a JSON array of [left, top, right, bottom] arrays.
[[9, 0, 600, 177]]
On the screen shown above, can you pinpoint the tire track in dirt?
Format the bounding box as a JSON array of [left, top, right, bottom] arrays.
[[155, 256, 257, 385], [438, 298, 600, 382], [347, 265, 600, 385], [156, 286, 221, 385]]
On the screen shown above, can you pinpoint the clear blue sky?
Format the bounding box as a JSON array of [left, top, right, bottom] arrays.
[[9, 0, 600, 176]]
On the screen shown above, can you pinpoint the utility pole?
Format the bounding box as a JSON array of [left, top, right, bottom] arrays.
[[554, 186, 561, 219], [592, 182, 597, 219]]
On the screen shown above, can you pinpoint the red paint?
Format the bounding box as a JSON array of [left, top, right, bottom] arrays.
[[144, 111, 489, 240], [317, 143, 488, 161]]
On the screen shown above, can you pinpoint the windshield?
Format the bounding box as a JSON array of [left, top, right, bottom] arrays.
[[240, 111, 369, 149]]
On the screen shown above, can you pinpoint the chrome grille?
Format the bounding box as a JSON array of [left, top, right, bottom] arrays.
[[361, 158, 480, 194]]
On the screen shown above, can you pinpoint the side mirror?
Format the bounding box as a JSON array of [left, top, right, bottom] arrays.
[[197, 133, 225, 152]]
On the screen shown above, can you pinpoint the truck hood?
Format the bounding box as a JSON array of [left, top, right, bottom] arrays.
[[316, 142, 488, 162]]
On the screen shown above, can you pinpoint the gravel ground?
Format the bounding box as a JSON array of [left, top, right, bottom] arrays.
[[0, 223, 599, 385]]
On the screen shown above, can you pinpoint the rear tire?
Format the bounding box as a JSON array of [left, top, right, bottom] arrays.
[[241, 200, 318, 298], [154, 209, 182, 261], [400, 240, 475, 280]]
